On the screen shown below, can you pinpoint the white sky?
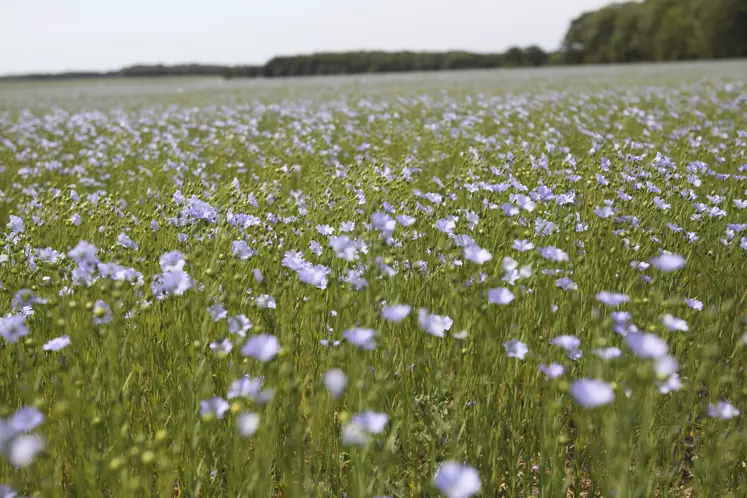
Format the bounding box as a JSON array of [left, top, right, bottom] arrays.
[[0, 0, 613, 75]]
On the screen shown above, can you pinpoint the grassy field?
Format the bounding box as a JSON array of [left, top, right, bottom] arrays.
[[0, 61, 746, 497]]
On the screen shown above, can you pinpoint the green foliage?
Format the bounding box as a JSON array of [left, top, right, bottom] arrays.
[[561, 0, 747, 64]]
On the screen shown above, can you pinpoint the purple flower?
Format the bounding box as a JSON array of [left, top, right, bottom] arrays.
[[463, 244, 492, 264], [152, 270, 192, 299], [199, 397, 229, 419], [227, 376, 263, 399], [116, 233, 138, 250], [537, 246, 569, 262], [10, 406, 45, 432], [8, 434, 45, 467], [232, 240, 256, 260], [555, 277, 577, 291], [159, 250, 185, 272], [372, 212, 396, 234], [570, 379, 615, 408], [649, 253, 685, 272], [626, 333, 668, 358], [433, 461, 481, 498], [93, 300, 112, 325], [241, 334, 280, 362], [382, 304, 412, 323], [329, 235, 358, 261], [488, 287, 514, 305], [595, 291, 630, 307], [68, 240, 99, 266], [237, 412, 260, 437], [227, 315, 252, 337], [42, 336, 71, 351], [708, 401, 740, 420], [343, 327, 376, 350], [297, 264, 331, 289], [684, 298, 703, 311], [255, 294, 276, 309], [209, 338, 233, 355], [418, 309, 453, 337], [539, 363, 565, 379], [504, 339, 528, 359], [662, 314, 689, 332], [323, 369, 347, 398], [593, 347, 622, 360], [512, 239, 534, 252], [208, 303, 228, 322], [351, 410, 388, 434]]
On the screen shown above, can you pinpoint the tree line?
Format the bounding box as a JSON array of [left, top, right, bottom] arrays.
[[2, 0, 745, 82], [0, 47, 553, 82], [226, 48, 552, 78]]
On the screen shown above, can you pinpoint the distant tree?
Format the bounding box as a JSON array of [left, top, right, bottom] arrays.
[[524, 46, 549, 66], [503, 47, 526, 67]]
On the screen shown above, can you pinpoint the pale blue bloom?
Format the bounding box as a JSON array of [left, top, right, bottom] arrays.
[[463, 244, 491, 264], [159, 250, 185, 272], [381, 304, 412, 323], [657, 373, 682, 394], [343, 327, 376, 350], [116, 233, 138, 250], [708, 402, 740, 420], [396, 214, 416, 227], [8, 434, 45, 467], [297, 264, 331, 289], [42, 336, 70, 352], [93, 300, 112, 325], [433, 461, 481, 498], [209, 338, 233, 355], [199, 397, 229, 419], [626, 333, 668, 358], [488, 287, 514, 305], [323, 369, 348, 399], [231, 240, 256, 260], [351, 410, 388, 434], [596, 291, 630, 307], [662, 314, 689, 332], [227, 376, 263, 399], [241, 334, 280, 362], [654, 355, 680, 378], [151, 270, 192, 299], [504, 339, 528, 359], [537, 246, 568, 262], [512, 239, 534, 252], [237, 412, 260, 437], [227, 315, 252, 337], [684, 298, 703, 310], [67, 240, 99, 266], [570, 379, 615, 408], [539, 363, 565, 379], [372, 212, 396, 234], [418, 309, 453, 337], [649, 252, 685, 272], [10, 407, 44, 433], [7, 216, 24, 235], [208, 303, 228, 322], [255, 294, 276, 309], [342, 422, 370, 446], [593, 347, 622, 360]]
